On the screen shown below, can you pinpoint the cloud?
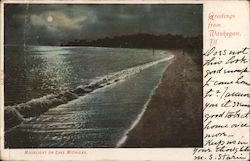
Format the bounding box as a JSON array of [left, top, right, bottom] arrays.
[[5, 4, 202, 45], [31, 11, 87, 31]]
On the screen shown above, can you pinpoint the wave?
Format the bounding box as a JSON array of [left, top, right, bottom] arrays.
[[116, 55, 175, 147], [5, 54, 174, 130]]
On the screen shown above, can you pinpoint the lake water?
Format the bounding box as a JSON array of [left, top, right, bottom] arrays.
[[4, 46, 172, 148]]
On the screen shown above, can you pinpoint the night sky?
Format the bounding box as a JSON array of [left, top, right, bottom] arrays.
[[4, 4, 202, 46]]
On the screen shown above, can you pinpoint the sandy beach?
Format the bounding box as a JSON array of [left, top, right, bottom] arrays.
[[121, 50, 203, 147]]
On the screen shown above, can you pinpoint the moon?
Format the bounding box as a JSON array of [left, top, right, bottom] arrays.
[[47, 16, 53, 22]]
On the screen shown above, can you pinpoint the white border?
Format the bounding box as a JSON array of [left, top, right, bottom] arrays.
[[1, 1, 249, 161]]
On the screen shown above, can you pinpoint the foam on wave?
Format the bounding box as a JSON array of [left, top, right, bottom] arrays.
[[5, 54, 174, 130]]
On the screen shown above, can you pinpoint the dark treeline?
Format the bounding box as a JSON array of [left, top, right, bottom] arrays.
[[61, 33, 202, 50], [61, 33, 203, 66]]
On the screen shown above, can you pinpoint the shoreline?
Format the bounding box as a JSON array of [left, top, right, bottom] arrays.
[[5, 57, 171, 148], [5, 54, 173, 131], [116, 56, 174, 147], [120, 50, 203, 147]]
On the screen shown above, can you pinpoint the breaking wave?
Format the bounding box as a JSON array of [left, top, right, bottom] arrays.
[[5, 54, 174, 130]]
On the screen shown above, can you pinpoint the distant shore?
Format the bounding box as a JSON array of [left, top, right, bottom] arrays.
[[60, 33, 202, 50], [120, 50, 203, 147]]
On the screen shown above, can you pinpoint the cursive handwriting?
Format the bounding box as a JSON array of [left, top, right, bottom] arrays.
[[194, 46, 249, 161]]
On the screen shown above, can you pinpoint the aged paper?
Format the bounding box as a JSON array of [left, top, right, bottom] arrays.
[[0, 0, 249, 161]]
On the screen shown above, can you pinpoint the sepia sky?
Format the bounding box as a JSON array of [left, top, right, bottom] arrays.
[[4, 4, 202, 45]]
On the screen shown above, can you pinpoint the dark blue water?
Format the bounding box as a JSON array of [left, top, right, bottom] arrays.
[[4, 46, 172, 148], [4, 46, 166, 105]]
